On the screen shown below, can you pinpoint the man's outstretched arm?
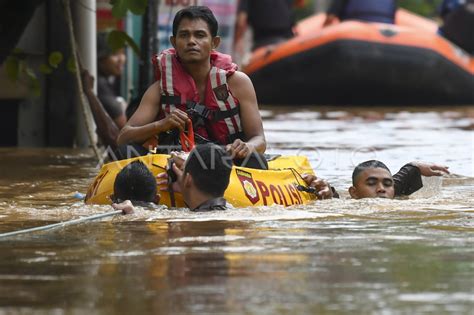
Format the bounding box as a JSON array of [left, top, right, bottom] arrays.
[[81, 70, 120, 150], [393, 161, 449, 196]]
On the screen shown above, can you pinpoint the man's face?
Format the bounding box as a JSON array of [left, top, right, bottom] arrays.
[[171, 18, 219, 64], [99, 49, 126, 77], [349, 168, 395, 199]]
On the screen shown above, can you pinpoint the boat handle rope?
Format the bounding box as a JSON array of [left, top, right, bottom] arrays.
[[153, 160, 178, 208], [295, 185, 317, 194], [288, 168, 318, 196], [0, 210, 124, 239], [167, 159, 177, 208], [179, 120, 195, 152]]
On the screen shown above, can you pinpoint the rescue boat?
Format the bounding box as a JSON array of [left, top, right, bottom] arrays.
[[85, 154, 317, 208], [243, 9, 474, 105]]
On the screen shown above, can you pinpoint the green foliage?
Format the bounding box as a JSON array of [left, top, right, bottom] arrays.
[[399, 0, 443, 17], [48, 51, 63, 68], [39, 51, 64, 74], [127, 0, 148, 15], [6, 50, 72, 97], [4, 48, 41, 96], [108, 0, 146, 58], [67, 56, 76, 73], [39, 63, 53, 75], [110, 0, 147, 18], [12, 48, 24, 55], [111, 0, 128, 18], [108, 30, 140, 57], [5, 55, 20, 81], [4, 0, 148, 98]]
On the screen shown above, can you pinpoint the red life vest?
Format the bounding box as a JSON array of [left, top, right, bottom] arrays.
[[152, 49, 244, 146]]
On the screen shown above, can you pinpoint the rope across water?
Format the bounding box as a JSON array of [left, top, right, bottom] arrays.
[[0, 210, 123, 239]]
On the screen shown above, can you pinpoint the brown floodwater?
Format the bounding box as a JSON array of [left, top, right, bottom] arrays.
[[0, 106, 473, 314]]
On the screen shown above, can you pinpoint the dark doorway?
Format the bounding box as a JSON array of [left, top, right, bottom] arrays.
[[0, 100, 19, 146]]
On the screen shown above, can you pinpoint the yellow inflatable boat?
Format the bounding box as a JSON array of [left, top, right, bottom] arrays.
[[85, 154, 317, 208]]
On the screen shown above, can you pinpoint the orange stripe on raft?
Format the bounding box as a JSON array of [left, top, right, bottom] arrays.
[[244, 21, 473, 75]]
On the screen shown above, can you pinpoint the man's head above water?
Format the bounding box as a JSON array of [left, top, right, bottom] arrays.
[[157, 143, 233, 211], [113, 160, 158, 204], [181, 143, 233, 201], [303, 160, 449, 201], [349, 160, 395, 199]]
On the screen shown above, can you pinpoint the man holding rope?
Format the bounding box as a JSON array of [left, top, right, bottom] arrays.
[[116, 6, 267, 170]]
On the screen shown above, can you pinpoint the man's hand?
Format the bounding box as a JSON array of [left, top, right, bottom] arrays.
[[170, 151, 187, 169], [112, 200, 135, 215], [81, 70, 94, 93], [157, 152, 187, 193], [302, 174, 334, 199], [226, 139, 252, 159], [160, 109, 189, 132], [410, 162, 450, 176]]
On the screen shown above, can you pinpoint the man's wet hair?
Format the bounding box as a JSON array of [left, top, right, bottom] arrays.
[[172, 6, 218, 37], [352, 160, 391, 184], [113, 160, 157, 203], [97, 31, 124, 59], [184, 144, 232, 197], [97, 32, 112, 59]]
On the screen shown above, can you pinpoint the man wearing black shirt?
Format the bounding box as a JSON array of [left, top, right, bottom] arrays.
[[303, 160, 449, 199], [323, 0, 397, 27], [235, 0, 295, 50], [96, 32, 128, 129], [348, 160, 448, 199], [438, 0, 474, 54]]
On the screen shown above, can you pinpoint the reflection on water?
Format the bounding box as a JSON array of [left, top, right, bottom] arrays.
[[0, 107, 473, 314]]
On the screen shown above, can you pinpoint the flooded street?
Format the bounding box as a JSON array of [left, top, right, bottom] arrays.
[[0, 106, 473, 314]]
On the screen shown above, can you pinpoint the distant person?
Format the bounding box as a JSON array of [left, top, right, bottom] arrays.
[[439, 0, 474, 54], [302, 160, 449, 199], [80, 32, 128, 150], [323, 0, 397, 27], [234, 0, 296, 50], [82, 70, 120, 150], [96, 32, 128, 129]]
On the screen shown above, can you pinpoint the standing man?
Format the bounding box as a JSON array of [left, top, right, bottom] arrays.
[[234, 0, 296, 51], [80, 32, 128, 150], [117, 6, 267, 169], [96, 32, 128, 129], [438, 0, 474, 54]]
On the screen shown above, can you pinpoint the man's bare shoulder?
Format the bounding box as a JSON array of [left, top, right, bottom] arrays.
[[228, 70, 252, 84], [147, 81, 162, 95], [227, 70, 254, 92]]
